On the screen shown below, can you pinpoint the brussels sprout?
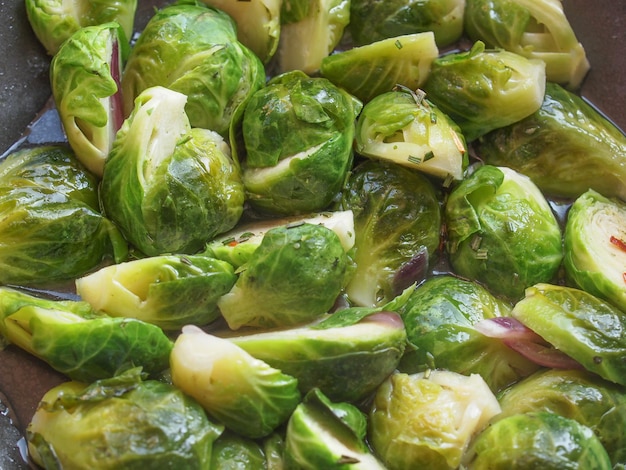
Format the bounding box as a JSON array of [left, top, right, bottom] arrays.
[[241, 71, 361, 216], [0, 287, 172, 382], [198, 0, 281, 63], [101, 86, 245, 256], [496, 368, 626, 468], [564, 190, 626, 313], [398, 275, 540, 392], [211, 431, 267, 469], [476, 82, 626, 201], [75, 254, 237, 330], [205, 209, 355, 269], [319, 33, 439, 103], [229, 311, 407, 402], [337, 159, 441, 307], [217, 222, 351, 329], [277, 0, 350, 74], [353, 90, 467, 181], [464, 0, 590, 89], [511, 283, 626, 387], [170, 326, 301, 439], [369, 370, 501, 470], [0, 145, 127, 285], [463, 412, 612, 469], [445, 165, 563, 299], [50, 23, 127, 177], [349, 0, 465, 47], [423, 41, 546, 141], [121, 2, 265, 135], [284, 389, 386, 469], [25, 0, 136, 56], [27, 368, 223, 469]]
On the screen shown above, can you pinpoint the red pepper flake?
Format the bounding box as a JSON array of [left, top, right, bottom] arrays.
[[610, 235, 626, 252], [228, 240, 238, 247]]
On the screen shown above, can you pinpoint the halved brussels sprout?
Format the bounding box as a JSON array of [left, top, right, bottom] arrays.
[[496, 368, 626, 468], [198, 0, 281, 63], [337, 159, 441, 307], [464, 0, 590, 89], [50, 23, 127, 177], [445, 165, 563, 299], [277, 0, 350, 74], [241, 71, 361, 216], [204, 210, 355, 269], [170, 326, 301, 439], [353, 90, 467, 181], [284, 389, 386, 469], [27, 369, 223, 469], [369, 370, 501, 470], [25, 0, 136, 56], [75, 254, 237, 330], [511, 283, 626, 387], [0, 145, 127, 285], [229, 311, 407, 402], [423, 41, 546, 141], [398, 275, 540, 392], [0, 287, 172, 383], [319, 32, 439, 103], [121, 1, 265, 135], [477, 82, 626, 201], [101, 86, 245, 256], [349, 0, 465, 47], [217, 222, 351, 329], [463, 412, 612, 469], [564, 189, 626, 313]]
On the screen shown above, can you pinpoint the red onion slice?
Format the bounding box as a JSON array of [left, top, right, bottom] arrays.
[[475, 317, 583, 370], [503, 339, 584, 370]]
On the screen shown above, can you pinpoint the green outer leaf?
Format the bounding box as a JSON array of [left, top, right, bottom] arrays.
[[445, 165, 563, 300], [210, 431, 267, 469], [464, 412, 612, 469], [320, 32, 439, 103], [477, 82, 626, 201], [4, 305, 173, 382], [0, 184, 127, 285], [27, 373, 223, 469], [512, 283, 626, 386], [564, 189, 626, 313], [230, 311, 406, 402], [496, 368, 626, 468], [349, 0, 465, 47], [0, 145, 99, 209], [25, 0, 137, 56], [217, 223, 350, 329], [398, 275, 540, 392]]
